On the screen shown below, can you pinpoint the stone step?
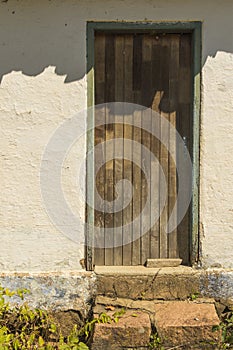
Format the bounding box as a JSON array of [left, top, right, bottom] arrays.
[[92, 297, 221, 349], [154, 301, 221, 348], [95, 265, 202, 300], [91, 310, 151, 350]]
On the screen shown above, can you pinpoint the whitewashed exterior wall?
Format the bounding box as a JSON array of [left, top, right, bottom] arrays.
[[0, 0, 233, 303]]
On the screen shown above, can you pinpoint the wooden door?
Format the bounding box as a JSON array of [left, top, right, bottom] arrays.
[[93, 32, 192, 266]]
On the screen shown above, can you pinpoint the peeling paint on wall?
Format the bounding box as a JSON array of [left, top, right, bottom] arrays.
[[201, 270, 233, 303], [0, 272, 96, 317], [0, 0, 233, 306]]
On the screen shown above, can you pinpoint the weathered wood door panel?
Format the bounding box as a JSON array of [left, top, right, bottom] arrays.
[[93, 32, 192, 266]]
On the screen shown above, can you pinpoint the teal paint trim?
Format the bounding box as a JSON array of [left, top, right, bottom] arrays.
[[88, 21, 202, 33], [86, 24, 95, 270], [86, 21, 202, 270], [191, 22, 202, 266]]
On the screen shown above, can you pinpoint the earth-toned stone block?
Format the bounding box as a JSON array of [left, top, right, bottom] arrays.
[[154, 301, 221, 347], [91, 311, 151, 350]]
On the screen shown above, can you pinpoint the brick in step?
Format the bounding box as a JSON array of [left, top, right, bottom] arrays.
[[154, 301, 221, 348], [91, 310, 151, 350]]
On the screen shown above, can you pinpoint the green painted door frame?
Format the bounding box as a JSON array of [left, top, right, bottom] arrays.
[[86, 21, 202, 271]]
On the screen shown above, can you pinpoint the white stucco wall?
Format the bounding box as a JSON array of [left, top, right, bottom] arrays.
[[0, 0, 233, 273]]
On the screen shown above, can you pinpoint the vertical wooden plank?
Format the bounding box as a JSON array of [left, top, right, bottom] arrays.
[[104, 34, 115, 265], [179, 34, 192, 105], [132, 109, 142, 265], [150, 35, 162, 259], [150, 92, 161, 259], [177, 34, 192, 265], [122, 34, 133, 265], [168, 34, 179, 258], [177, 105, 191, 265], [95, 33, 106, 104], [159, 34, 170, 259], [133, 34, 142, 91], [141, 34, 152, 265], [94, 33, 106, 265], [168, 111, 178, 258], [113, 34, 124, 265], [132, 34, 143, 265]]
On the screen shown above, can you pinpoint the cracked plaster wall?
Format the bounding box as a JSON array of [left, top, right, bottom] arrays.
[[0, 0, 233, 305]]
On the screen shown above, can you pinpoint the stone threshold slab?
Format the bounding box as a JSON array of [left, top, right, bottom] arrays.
[[146, 258, 182, 268], [94, 265, 199, 276]]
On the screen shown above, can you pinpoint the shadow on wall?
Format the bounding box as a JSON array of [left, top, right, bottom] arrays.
[[0, 0, 233, 84], [0, 1, 86, 83]]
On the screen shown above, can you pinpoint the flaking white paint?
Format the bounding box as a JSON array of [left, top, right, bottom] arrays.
[[0, 67, 87, 272], [0, 0, 233, 274], [201, 51, 233, 268]]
